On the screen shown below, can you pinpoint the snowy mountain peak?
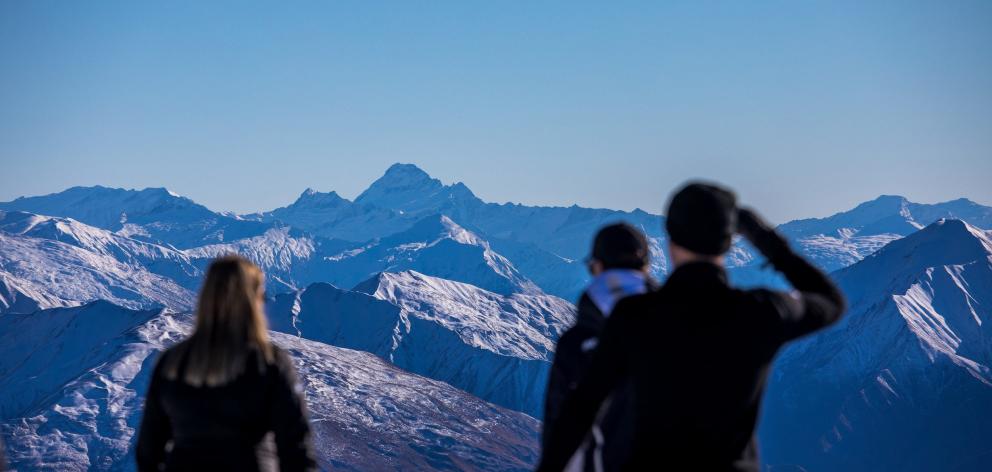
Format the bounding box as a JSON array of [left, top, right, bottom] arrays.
[[354, 163, 480, 213], [762, 218, 992, 471], [866, 194, 910, 206], [873, 218, 990, 263], [835, 218, 992, 305], [775, 194, 992, 240], [292, 188, 347, 208], [383, 162, 435, 183], [141, 186, 186, 200], [394, 214, 482, 246], [355, 163, 444, 203]]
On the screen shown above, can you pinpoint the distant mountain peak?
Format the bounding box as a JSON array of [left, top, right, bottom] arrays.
[[384, 162, 433, 180], [292, 188, 346, 207], [141, 187, 183, 198], [851, 194, 910, 215], [872, 194, 909, 203], [836, 218, 992, 304], [870, 218, 991, 264], [354, 163, 480, 212], [388, 214, 482, 247], [360, 163, 441, 196]]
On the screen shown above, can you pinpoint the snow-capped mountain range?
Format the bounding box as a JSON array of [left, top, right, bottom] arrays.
[[266, 271, 572, 418], [1, 163, 991, 470], [0, 303, 540, 471]]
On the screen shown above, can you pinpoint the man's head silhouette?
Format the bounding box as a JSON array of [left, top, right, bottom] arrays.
[[665, 182, 737, 267]]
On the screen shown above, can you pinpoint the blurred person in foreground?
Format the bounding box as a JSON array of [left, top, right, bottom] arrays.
[[137, 255, 316, 472], [538, 182, 846, 471], [543, 223, 656, 471]]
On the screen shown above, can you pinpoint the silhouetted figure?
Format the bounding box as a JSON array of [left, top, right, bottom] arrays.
[[136, 255, 316, 472], [538, 183, 846, 471], [543, 223, 656, 471]]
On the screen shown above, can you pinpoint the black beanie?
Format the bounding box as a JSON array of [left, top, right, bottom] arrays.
[[590, 223, 650, 270], [665, 182, 737, 255]]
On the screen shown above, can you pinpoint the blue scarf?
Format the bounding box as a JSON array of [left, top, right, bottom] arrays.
[[585, 269, 650, 317]]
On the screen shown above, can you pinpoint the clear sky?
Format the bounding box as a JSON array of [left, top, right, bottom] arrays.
[[1, 1, 990, 223]]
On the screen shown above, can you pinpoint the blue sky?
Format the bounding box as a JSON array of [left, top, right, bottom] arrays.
[[1, 1, 990, 223]]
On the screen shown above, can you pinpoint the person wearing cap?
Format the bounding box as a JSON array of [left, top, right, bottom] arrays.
[[538, 182, 846, 471], [542, 223, 655, 472]]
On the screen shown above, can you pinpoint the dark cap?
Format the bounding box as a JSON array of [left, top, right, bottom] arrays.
[[665, 182, 737, 255], [590, 223, 650, 270]]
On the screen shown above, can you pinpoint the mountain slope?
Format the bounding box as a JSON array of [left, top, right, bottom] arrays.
[[0, 303, 541, 471], [0, 186, 272, 249], [318, 214, 541, 296], [728, 196, 992, 287], [779, 195, 992, 240], [183, 226, 356, 294], [775, 195, 992, 272], [185, 214, 540, 297], [759, 219, 992, 472], [267, 271, 574, 418], [0, 230, 194, 314], [0, 211, 202, 290], [250, 188, 408, 243]]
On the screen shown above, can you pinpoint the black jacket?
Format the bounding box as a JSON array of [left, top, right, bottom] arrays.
[[543, 293, 605, 431], [136, 343, 316, 472], [544, 293, 640, 471], [538, 238, 846, 471]]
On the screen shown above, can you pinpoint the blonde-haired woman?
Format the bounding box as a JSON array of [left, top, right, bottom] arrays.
[[137, 255, 316, 471]]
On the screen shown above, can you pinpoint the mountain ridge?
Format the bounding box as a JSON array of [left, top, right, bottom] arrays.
[[760, 218, 992, 471]]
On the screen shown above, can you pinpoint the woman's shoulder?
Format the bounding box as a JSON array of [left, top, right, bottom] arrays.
[[150, 339, 191, 378], [262, 344, 303, 392], [268, 344, 295, 370]]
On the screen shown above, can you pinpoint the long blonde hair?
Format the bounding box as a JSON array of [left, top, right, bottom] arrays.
[[165, 255, 273, 387]]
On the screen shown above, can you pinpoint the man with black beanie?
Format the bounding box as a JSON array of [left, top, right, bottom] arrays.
[[543, 223, 655, 471], [538, 182, 846, 471]]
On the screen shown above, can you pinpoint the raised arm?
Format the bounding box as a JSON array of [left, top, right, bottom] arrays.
[[136, 356, 172, 472], [537, 304, 632, 472], [738, 208, 847, 340]]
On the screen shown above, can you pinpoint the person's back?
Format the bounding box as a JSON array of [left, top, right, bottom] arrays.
[[543, 224, 654, 471], [136, 255, 316, 472], [607, 267, 802, 468], [539, 183, 846, 471]]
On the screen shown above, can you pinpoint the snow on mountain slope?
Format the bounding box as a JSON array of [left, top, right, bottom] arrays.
[[0, 303, 540, 471], [268, 271, 574, 418], [184, 214, 540, 297], [183, 226, 355, 294], [759, 219, 992, 472], [0, 186, 272, 249], [317, 214, 542, 296], [250, 188, 409, 243], [0, 231, 194, 313], [779, 195, 992, 240], [0, 273, 53, 314], [359, 271, 573, 360], [487, 237, 591, 300], [355, 163, 482, 217], [0, 301, 165, 420], [727, 196, 992, 288], [0, 211, 202, 290]]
